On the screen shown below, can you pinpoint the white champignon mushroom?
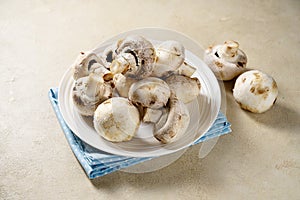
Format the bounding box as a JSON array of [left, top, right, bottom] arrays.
[[128, 77, 171, 109], [113, 73, 137, 98], [175, 61, 197, 77], [93, 97, 140, 142], [154, 93, 190, 144], [151, 40, 185, 77], [109, 53, 138, 76], [72, 73, 113, 116], [233, 70, 278, 113], [115, 35, 156, 78], [72, 51, 103, 80], [165, 74, 201, 104], [142, 108, 164, 123], [204, 40, 247, 81]]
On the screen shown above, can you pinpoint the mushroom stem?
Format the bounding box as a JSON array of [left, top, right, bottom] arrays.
[[86, 74, 103, 98], [109, 53, 137, 75]]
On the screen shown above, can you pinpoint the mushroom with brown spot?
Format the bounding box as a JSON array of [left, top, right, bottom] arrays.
[[204, 40, 247, 81], [233, 70, 278, 113]]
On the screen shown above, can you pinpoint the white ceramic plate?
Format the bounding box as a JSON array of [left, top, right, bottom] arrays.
[[58, 28, 221, 157]]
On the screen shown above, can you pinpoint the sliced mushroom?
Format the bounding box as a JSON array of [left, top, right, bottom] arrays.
[[115, 35, 156, 78], [93, 97, 140, 142], [233, 70, 278, 113], [128, 77, 171, 109], [154, 93, 190, 144], [153, 108, 168, 130], [109, 53, 138, 75], [113, 73, 137, 98], [175, 61, 197, 77], [142, 108, 164, 123], [165, 74, 201, 104], [72, 73, 113, 116], [151, 41, 185, 77], [204, 40, 247, 81], [72, 51, 103, 80]]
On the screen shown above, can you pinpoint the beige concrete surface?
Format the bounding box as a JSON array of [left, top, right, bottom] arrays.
[[0, 0, 299, 199]]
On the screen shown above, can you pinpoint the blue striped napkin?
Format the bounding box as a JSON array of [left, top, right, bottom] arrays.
[[48, 88, 231, 179]]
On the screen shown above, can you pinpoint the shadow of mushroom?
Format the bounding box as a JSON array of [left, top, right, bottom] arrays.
[[245, 100, 300, 132]]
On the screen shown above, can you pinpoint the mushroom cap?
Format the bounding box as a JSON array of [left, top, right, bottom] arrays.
[[72, 51, 104, 80], [204, 41, 247, 81], [115, 35, 156, 78], [93, 97, 140, 142], [165, 74, 201, 104], [128, 77, 171, 109], [233, 70, 278, 113], [151, 40, 185, 77], [72, 74, 113, 116]]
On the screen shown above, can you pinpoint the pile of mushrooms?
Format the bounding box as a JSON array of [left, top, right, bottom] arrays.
[[204, 40, 278, 113], [71, 35, 201, 143]]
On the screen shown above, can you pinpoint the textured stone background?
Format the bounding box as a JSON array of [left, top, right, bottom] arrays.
[[0, 0, 299, 199]]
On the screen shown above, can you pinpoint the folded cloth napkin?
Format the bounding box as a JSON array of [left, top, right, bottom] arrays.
[[49, 88, 231, 179]]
